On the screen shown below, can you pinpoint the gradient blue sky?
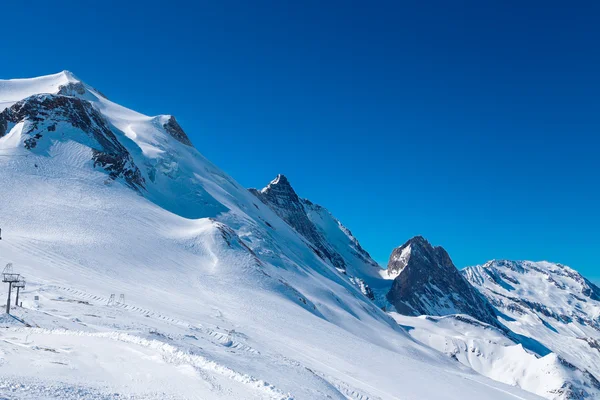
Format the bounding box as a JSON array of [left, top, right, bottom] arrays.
[[1, 1, 598, 280]]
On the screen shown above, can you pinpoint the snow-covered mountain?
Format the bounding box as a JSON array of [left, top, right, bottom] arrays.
[[250, 174, 389, 303], [0, 71, 543, 399], [463, 260, 600, 399], [367, 236, 600, 399]]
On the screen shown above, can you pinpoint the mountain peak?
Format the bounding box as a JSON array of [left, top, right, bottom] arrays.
[[271, 173, 291, 187], [59, 70, 79, 82], [388, 235, 436, 277], [404, 235, 430, 249], [260, 174, 294, 194], [386, 236, 500, 327]]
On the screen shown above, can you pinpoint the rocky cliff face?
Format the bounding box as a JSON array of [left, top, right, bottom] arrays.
[[0, 94, 144, 189], [162, 116, 193, 147], [251, 174, 348, 273], [386, 236, 499, 327]]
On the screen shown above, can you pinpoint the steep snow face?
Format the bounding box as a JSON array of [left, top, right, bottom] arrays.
[[464, 260, 600, 399], [386, 236, 499, 327], [0, 72, 544, 400], [392, 313, 600, 400]]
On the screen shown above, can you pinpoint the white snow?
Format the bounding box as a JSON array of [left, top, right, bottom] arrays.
[[392, 313, 599, 399], [463, 260, 600, 399], [0, 71, 75, 112]]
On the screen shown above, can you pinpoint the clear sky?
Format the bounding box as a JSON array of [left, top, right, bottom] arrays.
[[1, 1, 598, 281]]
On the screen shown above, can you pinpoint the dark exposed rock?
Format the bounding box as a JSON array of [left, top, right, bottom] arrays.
[[58, 81, 86, 96], [163, 116, 193, 147], [386, 236, 500, 328], [581, 337, 600, 352], [250, 174, 347, 273], [0, 94, 144, 190], [582, 279, 600, 301]]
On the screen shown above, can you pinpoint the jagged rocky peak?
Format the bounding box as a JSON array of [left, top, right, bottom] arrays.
[[251, 174, 348, 273], [254, 174, 302, 211], [260, 174, 296, 197], [253, 174, 306, 219], [386, 236, 500, 327], [162, 115, 194, 147], [267, 173, 290, 187], [387, 235, 436, 277]]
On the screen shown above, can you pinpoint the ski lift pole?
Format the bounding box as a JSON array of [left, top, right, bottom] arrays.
[[6, 281, 11, 314], [14, 278, 25, 306], [2, 263, 20, 314]]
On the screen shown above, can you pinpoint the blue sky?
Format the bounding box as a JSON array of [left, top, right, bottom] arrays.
[[1, 1, 598, 281]]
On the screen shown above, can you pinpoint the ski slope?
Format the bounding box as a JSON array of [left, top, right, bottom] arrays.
[[0, 71, 544, 399]]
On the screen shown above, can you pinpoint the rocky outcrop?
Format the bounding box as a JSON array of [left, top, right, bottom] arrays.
[[57, 81, 87, 97], [386, 236, 499, 327], [163, 116, 193, 147], [0, 94, 144, 190]]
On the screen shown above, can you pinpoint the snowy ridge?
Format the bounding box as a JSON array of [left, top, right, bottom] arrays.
[[0, 72, 544, 399], [463, 260, 600, 399]]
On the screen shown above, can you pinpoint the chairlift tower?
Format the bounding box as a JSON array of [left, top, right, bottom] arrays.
[[14, 277, 25, 307], [2, 264, 20, 314]]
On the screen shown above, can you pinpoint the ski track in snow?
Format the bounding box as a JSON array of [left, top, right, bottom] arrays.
[[47, 285, 379, 400], [5, 328, 292, 400], [47, 285, 261, 354]]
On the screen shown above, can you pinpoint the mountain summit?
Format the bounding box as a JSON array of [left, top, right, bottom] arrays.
[[386, 236, 499, 327]]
